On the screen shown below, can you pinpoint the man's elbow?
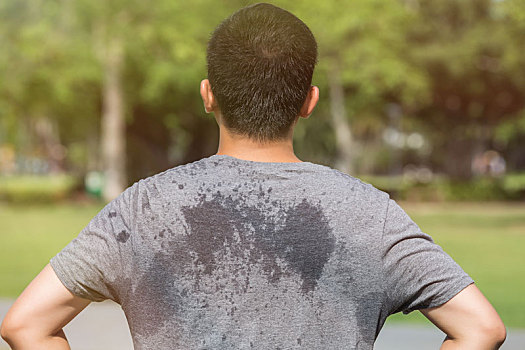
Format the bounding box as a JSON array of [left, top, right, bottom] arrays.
[[444, 318, 506, 349], [1, 314, 69, 349], [479, 317, 507, 348], [1, 312, 38, 346], [0, 314, 22, 344], [461, 316, 507, 349]]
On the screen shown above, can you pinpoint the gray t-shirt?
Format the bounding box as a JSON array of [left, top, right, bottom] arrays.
[[50, 154, 473, 349]]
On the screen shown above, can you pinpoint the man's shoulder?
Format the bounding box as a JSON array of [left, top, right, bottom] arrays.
[[114, 159, 205, 203], [321, 166, 391, 200], [132, 157, 210, 186]]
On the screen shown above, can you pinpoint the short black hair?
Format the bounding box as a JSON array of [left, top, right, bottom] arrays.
[[206, 3, 318, 143]]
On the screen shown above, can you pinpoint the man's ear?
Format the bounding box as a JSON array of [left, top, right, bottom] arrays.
[[299, 86, 319, 119], [200, 79, 218, 113]]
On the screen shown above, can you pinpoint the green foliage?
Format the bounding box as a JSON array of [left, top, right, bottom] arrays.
[[1, 0, 524, 180], [442, 177, 505, 201], [495, 111, 525, 145], [502, 173, 525, 198], [361, 173, 525, 201], [0, 175, 78, 204]]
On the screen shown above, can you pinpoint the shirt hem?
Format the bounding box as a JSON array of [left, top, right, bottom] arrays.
[[403, 276, 475, 314]]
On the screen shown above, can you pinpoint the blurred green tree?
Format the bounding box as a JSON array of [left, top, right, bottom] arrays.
[[279, 0, 430, 175], [1, 0, 524, 191], [405, 0, 525, 179]]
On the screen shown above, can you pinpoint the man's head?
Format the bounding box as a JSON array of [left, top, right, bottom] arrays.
[[201, 3, 319, 143]]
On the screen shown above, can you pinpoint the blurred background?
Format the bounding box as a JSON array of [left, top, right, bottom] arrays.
[[1, 0, 524, 347]]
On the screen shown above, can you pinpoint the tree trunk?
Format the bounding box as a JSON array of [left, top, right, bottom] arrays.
[[33, 116, 66, 173], [101, 36, 126, 202], [444, 137, 475, 180], [328, 66, 354, 175], [444, 124, 491, 180], [86, 130, 100, 173]]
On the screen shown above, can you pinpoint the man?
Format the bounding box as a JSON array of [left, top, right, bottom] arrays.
[[1, 3, 506, 349]]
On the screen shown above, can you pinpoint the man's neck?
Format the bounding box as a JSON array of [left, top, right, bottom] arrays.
[[216, 127, 302, 163]]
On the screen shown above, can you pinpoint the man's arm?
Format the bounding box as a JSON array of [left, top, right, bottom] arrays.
[[0, 263, 91, 350], [420, 283, 506, 350]]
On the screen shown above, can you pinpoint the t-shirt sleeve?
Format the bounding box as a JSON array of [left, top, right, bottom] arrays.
[[49, 183, 137, 303], [380, 198, 474, 315]]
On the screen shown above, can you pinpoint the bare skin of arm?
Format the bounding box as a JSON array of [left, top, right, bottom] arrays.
[[420, 283, 506, 350], [0, 263, 91, 350]]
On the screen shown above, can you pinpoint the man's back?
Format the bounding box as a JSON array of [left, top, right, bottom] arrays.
[[49, 154, 473, 349]]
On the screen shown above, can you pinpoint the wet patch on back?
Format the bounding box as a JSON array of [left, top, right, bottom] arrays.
[[124, 166, 338, 341], [116, 230, 130, 243], [179, 189, 336, 295]]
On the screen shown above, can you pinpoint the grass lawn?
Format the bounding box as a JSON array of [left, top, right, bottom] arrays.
[[386, 201, 525, 329], [1, 201, 524, 327], [0, 203, 104, 297]]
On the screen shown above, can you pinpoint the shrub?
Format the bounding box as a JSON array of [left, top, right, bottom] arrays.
[[0, 174, 78, 204], [440, 177, 505, 201], [361, 173, 525, 201], [502, 173, 525, 200]]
